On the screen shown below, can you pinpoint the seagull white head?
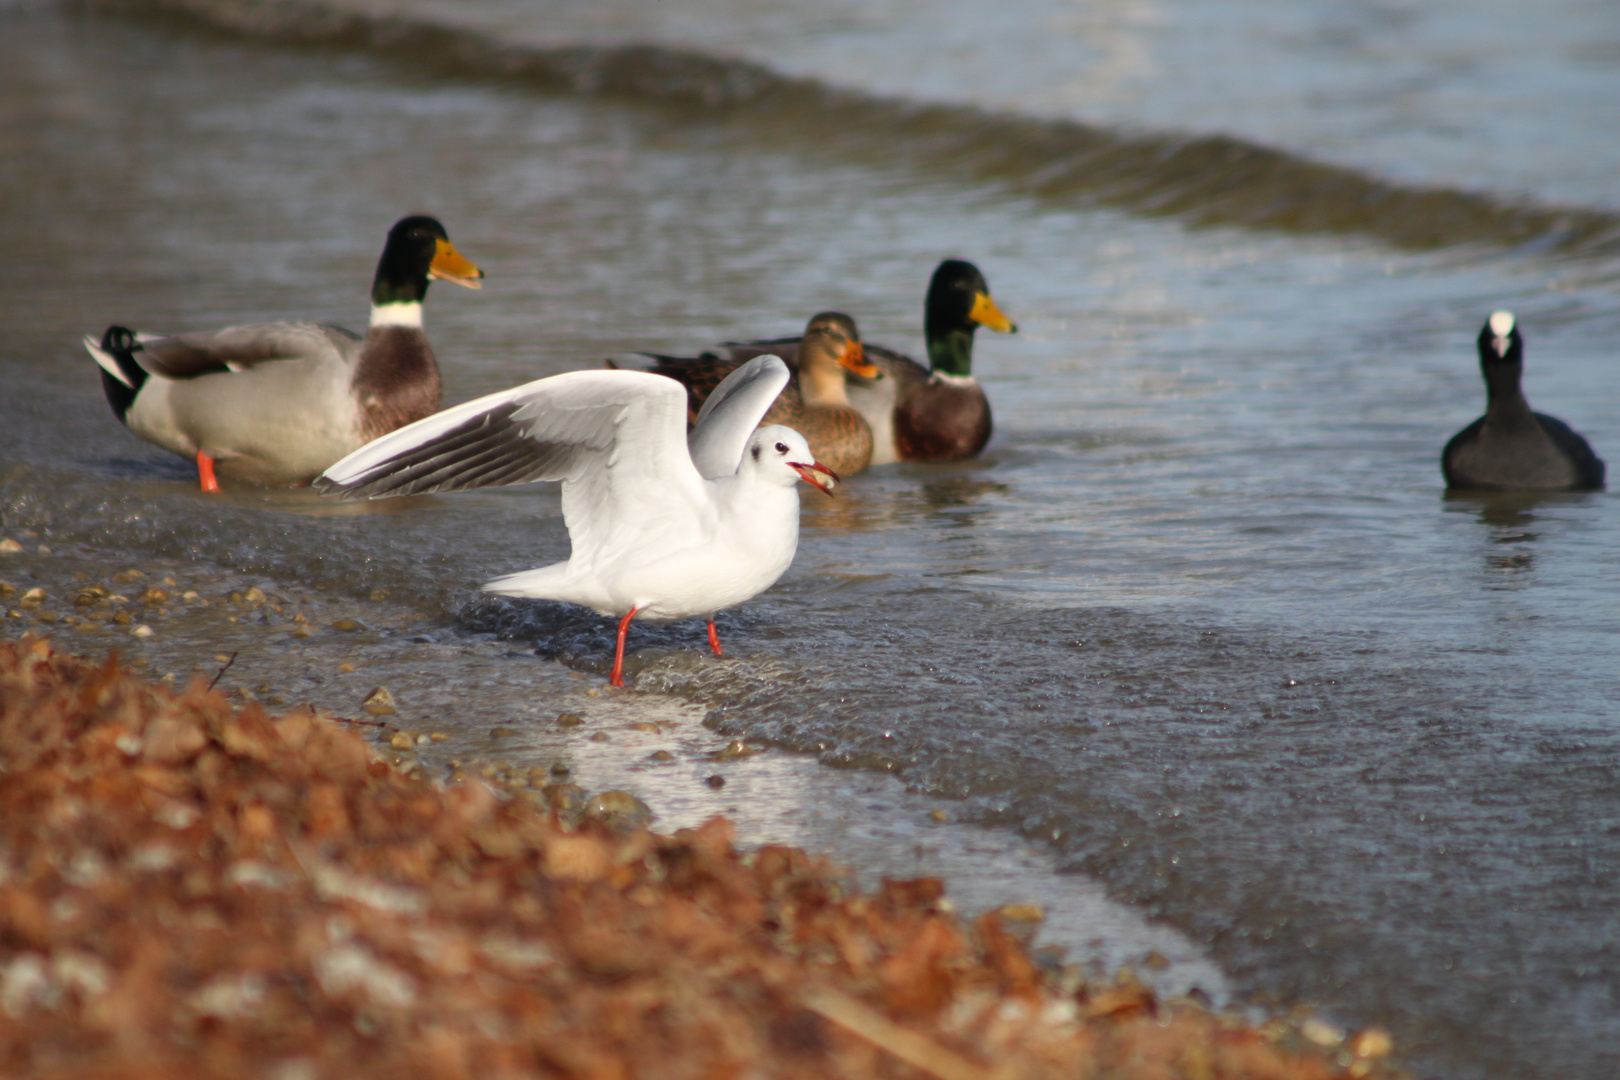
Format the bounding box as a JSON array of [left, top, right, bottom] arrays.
[[743, 425, 839, 495]]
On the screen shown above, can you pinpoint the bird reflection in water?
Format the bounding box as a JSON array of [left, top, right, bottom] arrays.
[[801, 473, 1008, 536], [1442, 490, 1583, 585]]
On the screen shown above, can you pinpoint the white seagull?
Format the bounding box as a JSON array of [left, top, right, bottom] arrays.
[[315, 355, 837, 686]]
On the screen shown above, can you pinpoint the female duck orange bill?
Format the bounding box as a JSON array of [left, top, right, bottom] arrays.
[[645, 312, 880, 477], [1441, 311, 1605, 491], [84, 215, 484, 492]]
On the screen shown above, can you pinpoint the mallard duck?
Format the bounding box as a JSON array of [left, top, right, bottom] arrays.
[[699, 260, 1016, 463], [84, 215, 484, 492], [1442, 311, 1605, 491], [642, 312, 880, 477]]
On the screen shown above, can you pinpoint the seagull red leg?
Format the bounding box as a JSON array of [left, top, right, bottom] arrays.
[[610, 606, 638, 687], [196, 451, 221, 494], [707, 618, 723, 657]]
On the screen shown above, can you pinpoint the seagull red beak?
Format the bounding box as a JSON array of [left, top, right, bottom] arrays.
[[790, 460, 839, 495]]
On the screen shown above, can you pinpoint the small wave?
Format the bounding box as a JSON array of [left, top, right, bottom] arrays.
[[80, 0, 1620, 260]]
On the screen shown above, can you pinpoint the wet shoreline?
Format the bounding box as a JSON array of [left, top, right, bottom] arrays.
[[0, 633, 1405, 1078], [0, 533, 1229, 1004]]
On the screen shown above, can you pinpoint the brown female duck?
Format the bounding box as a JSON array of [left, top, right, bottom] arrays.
[[645, 312, 880, 477]]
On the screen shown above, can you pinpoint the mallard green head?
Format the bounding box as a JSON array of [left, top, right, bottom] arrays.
[[923, 259, 1016, 376], [370, 216, 484, 320]]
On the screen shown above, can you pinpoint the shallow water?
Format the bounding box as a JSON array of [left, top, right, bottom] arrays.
[[3, 3, 1620, 1078]]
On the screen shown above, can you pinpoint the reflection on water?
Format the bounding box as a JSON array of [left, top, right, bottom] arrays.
[[1442, 490, 1611, 586], [1443, 489, 1598, 529], [916, 474, 1009, 512]]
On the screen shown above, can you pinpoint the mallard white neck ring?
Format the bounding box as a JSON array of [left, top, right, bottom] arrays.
[[370, 301, 424, 329]]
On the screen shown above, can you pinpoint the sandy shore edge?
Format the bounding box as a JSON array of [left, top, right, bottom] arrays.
[[1, 636, 1399, 1079]]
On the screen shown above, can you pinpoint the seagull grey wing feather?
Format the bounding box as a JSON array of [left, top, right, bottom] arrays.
[[316, 370, 711, 567], [138, 323, 359, 377], [687, 354, 792, 479]]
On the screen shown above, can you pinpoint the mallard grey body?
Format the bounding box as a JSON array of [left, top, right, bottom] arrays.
[[100, 324, 433, 485], [84, 215, 483, 489]]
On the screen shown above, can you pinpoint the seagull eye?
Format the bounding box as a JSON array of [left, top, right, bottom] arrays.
[[775, 442, 789, 454]]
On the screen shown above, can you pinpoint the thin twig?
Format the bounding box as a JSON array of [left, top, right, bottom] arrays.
[[800, 986, 996, 1080], [207, 651, 238, 692], [333, 715, 390, 728]]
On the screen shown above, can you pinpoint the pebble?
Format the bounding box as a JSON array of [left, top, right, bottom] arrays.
[[21, 587, 45, 606], [489, 727, 516, 738], [1351, 1027, 1393, 1059], [428, 732, 448, 743], [586, 790, 654, 829], [132, 625, 155, 639], [1141, 951, 1170, 971], [337, 663, 355, 674], [996, 904, 1045, 924], [630, 722, 662, 733], [332, 618, 361, 633], [712, 740, 762, 761], [388, 732, 415, 751], [705, 774, 725, 789], [539, 783, 585, 812], [929, 810, 949, 823], [244, 587, 267, 603], [589, 732, 610, 743], [556, 713, 584, 728], [0, 582, 14, 597], [649, 751, 674, 762], [1301, 1018, 1344, 1047], [0, 538, 21, 553], [361, 687, 399, 716]]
